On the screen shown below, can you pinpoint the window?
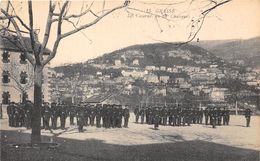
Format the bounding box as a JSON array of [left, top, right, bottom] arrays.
[[2, 50, 10, 63], [22, 92, 28, 102], [2, 91, 10, 104], [20, 53, 27, 64], [20, 71, 28, 84], [2, 71, 10, 83]]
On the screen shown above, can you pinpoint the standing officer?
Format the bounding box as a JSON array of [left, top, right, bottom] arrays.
[[204, 107, 210, 125], [77, 105, 85, 132], [134, 106, 139, 123], [211, 107, 217, 128], [42, 102, 51, 130], [96, 104, 102, 128], [7, 102, 14, 127], [50, 102, 58, 129], [162, 107, 168, 126], [89, 105, 96, 126], [69, 104, 76, 125], [154, 107, 160, 130], [123, 105, 130, 128], [140, 107, 145, 124], [25, 101, 32, 129], [60, 103, 67, 129], [244, 108, 252, 127]]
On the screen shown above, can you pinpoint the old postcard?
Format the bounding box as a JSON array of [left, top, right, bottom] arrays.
[[0, 0, 260, 161]]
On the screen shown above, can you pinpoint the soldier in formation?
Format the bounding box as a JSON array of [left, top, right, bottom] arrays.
[[244, 108, 252, 127]]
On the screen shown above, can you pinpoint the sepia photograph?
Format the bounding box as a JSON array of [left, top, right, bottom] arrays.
[[0, 0, 260, 161]]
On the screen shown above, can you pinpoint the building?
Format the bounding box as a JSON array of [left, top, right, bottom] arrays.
[[210, 88, 228, 102], [0, 36, 51, 104], [114, 59, 122, 66], [132, 59, 139, 66]]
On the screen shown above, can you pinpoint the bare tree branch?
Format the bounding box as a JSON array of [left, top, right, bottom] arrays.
[[0, 8, 35, 65]]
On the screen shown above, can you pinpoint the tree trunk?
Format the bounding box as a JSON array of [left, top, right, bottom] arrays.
[[31, 65, 43, 144]]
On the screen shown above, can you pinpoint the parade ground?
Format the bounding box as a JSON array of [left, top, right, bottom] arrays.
[[1, 110, 260, 161]]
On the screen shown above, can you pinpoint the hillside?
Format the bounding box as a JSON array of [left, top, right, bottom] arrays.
[[53, 42, 226, 77], [193, 37, 260, 69], [92, 43, 221, 67]]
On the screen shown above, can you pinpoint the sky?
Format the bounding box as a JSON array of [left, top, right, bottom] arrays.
[[1, 0, 260, 67]]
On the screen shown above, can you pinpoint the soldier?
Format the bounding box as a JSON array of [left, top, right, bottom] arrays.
[[89, 105, 96, 126], [13, 103, 19, 127], [204, 107, 210, 125], [211, 107, 217, 128], [7, 102, 14, 126], [77, 105, 85, 132], [216, 107, 222, 126], [123, 106, 130, 128], [60, 103, 67, 129], [168, 107, 173, 125], [0, 103, 2, 119], [50, 102, 58, 129], [186, 108, 192, 126], [96, 104, 102, 128], [117, 105, 123, 128], [134, 106, 139, 123], [101, 104, 107, 128], [244, 108, 252, 127], [147, 107, 153, 125], [69, 104, 76, 125], [84, 104, 90, 126], [140, 107, 145, 124], [42, 102, 51, 130], [198, 108, 203, 124], [153, 107, 160, 130], [162, 107, 168, 126], [176, 107, 182, 126], [24, 101, 32, 129]]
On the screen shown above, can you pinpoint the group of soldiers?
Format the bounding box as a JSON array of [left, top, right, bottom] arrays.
[[134, 105, 232, 129], [7, 101, 130, 132], [6, 101, 33, 128], [6, 101, 253, 131]]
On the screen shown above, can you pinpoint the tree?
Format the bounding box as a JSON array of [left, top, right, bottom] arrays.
[[0, 0, 231, 144]]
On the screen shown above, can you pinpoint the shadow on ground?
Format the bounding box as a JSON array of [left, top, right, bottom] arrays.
[[1, 130, 259, 161]]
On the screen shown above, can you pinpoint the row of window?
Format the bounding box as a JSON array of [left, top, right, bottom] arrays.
[[2, 91, 45, 104], [2, 50, 27, 64], [2, 71, 28, 84]]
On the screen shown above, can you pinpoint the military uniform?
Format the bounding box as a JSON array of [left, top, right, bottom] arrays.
[[244, 108, 252, 127], [153, 108, 160, 130], [50, 103, 58, 129], [42, 103, 51, 130], [123, 107, 130, 128], [96, 104, 102, 128], [134, 107, 139, 123], [7, 102, 15, 127], [140, 108, 145, 124], [162, 107, 168, 126], [25, 101, 32, 129], [60, 104, 67, 129], [69, 105, 76, 125], [204, 107, 210, 125]]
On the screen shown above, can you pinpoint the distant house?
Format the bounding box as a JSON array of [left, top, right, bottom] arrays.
[[132, 59, 139, 66], [96, 71, 102, 76], [145, 66, 156, 71], [159, 75, 170, 83], [210, 88, 228, 102], [121, 70, 145, 78], [160, 66, 166, 71], [114, 59, 121, 66], [144, 73, 159, 83]]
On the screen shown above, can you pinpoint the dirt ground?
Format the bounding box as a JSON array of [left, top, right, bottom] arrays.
[[1, 108, 260, 161]]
